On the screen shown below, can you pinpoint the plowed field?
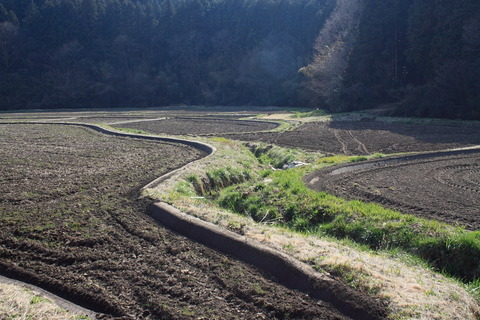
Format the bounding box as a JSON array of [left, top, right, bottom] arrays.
[[0, 123, 385, 319], [225, 121, 480, 155], [307, 149, 480, 230], [112, 118, 279, 135]]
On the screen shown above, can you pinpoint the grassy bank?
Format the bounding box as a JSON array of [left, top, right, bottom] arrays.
[[218, 166, 480, 282], [149, 138, 479, 318], [172, 142, 480, 285]]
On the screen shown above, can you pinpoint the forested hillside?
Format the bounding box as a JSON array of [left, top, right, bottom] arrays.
[[0, 0, 333, 109], [303, 0, 480, 119], [1, 0, 479, 119]]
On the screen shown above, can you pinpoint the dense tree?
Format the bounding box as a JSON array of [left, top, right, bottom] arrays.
[[333, 0, 413, 110], [397, 0, 480, 119], [0, 0, 329, 110], [0, 21, 18, 71], [0, 0, 479, 119], [299, 0, 480, 119]]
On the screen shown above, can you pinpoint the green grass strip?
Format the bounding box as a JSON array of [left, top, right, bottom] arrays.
[[216, 166, 480, 282]]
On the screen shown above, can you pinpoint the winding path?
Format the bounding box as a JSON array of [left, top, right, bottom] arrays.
[[1, 122, 215, 319], [1, 122, 386, 320]]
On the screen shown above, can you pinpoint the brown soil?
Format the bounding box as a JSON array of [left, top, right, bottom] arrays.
[[306, 150, 480, 230], [225, 121, 480, 155], [0, 123, 386, 320], [0, 107, 272, 124], [112, 118, 278, 135]]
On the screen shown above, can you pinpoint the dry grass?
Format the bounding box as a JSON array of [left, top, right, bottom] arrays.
[[257, 111, 480, 128], [161, 197, 479, 319], [145, 136, 480, 320], [0, 282, 90, 320]]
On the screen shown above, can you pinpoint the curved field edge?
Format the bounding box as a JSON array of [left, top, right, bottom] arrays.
[[0, 276, 94, 320], [143, 136, 480, 320], [148, 202, 386, 320], [0, 122, 217, 320]]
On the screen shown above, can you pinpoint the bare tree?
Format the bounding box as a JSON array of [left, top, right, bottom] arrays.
[[299, 0, 364, 104]]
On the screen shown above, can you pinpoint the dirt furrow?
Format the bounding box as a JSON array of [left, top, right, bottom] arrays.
[[331, 129, 349, 154]]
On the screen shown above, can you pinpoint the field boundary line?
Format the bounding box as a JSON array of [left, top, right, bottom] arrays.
[[325, 147, 480, 176], [0, 121, 215, 152], [0, 275, 97, 319], [149, 202, 383, 320], [0, 121, 218, 319]]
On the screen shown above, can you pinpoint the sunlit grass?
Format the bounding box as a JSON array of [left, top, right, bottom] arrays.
[[181, 145, 479, 283], [216, 164, 480, 282], [145, 133, 479, 320], [290, 109, 327, 118]]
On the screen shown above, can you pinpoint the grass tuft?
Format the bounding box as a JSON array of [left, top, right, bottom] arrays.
[[246, 142, 318, 169], [0, 283, 92, 320], [185, 167, 252, 197], [30, 295, 51, 305]]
